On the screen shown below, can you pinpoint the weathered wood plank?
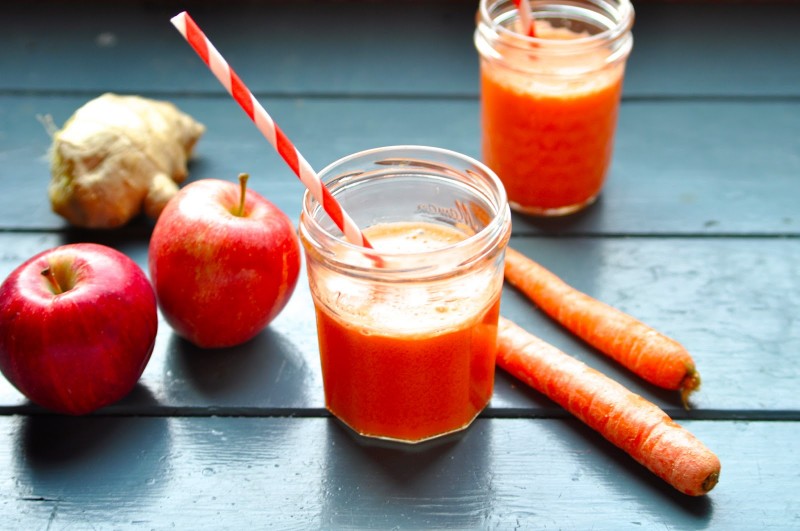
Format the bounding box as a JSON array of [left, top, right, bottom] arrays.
[[1, 415, 796, 529], [2, 95, 799, 235], [3, 2, 799, 98], [500, 236, 800, 416], [626, 2, 800, 98], [1, 233, 797, 415]]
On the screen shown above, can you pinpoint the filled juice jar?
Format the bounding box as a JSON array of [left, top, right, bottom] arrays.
[[475, 0, 634, 216], [299, 146, 511, 444]]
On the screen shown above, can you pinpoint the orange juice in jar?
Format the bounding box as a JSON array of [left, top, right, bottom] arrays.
[[475, 0, 634, 216], [299, 146, 511, 444]]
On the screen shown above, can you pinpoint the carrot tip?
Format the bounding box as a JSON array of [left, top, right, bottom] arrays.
[[701, 470, 720, 494], [680, 367, 702, 410]]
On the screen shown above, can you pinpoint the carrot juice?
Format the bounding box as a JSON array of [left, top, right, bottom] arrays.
[[299, 146, 511, 444], [476, 0, 634, 216], [313, 222, 501, 443]]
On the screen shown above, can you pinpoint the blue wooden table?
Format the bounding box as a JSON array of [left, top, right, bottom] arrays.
[[2, 1, 799, 528]]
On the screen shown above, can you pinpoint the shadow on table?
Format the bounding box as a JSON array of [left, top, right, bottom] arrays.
[[509, 193, 606, 236], [320, 418, 495, 529], [563, 417, 716, 520], [12, 384, 173, 515], [163, 326, 319, 408]]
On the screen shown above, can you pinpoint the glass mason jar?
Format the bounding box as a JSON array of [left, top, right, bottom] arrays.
[[475, 0, 634, 216], [299, 146, 511, 444]]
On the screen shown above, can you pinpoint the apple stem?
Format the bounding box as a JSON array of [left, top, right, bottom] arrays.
[[237, 173, 249, 217], [41, 266, 64, 295]]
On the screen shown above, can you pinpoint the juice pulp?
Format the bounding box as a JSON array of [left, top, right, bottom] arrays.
[[480, 22, 625, 215], [310, 221, 501, 443]]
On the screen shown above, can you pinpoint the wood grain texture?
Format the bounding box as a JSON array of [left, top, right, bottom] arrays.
[[2, 95, 799, 235], [3, 1, 799, 97], [1, 234, 797, 416], [2, 416, 796, 529]]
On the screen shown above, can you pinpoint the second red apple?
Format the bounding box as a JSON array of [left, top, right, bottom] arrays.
[[148, 175, 301, 348]]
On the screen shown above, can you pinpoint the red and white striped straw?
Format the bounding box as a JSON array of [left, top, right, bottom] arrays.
[[513, 0, 536, 37], [170, 11, 372, 249]]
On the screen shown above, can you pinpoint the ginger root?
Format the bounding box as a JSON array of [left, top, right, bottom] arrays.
[[48, 93, 205, 228]]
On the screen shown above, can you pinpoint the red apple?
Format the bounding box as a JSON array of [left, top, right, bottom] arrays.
[[148, 174, 301, 348], [0, 243, 158, 415]]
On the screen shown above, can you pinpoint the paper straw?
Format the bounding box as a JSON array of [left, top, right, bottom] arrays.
[[170, 11, 372, 249], [513, 0, 536, 37]]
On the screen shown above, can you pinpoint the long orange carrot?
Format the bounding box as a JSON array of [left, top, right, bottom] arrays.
[[504, 247, 700, 405], [497, 317, 720, 496]]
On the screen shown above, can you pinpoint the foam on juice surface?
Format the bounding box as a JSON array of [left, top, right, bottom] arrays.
[[365, 221, 465, 253], [486, 20, 624, 97], [317, 221, 499, 337]]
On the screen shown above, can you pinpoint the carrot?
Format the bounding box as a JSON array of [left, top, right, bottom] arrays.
[[504, 246, 701, 406], [497, 316, 720, 496]]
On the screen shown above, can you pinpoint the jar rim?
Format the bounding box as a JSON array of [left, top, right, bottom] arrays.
[[477, 0, 634, 53], [300, 145, 511, 276]]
